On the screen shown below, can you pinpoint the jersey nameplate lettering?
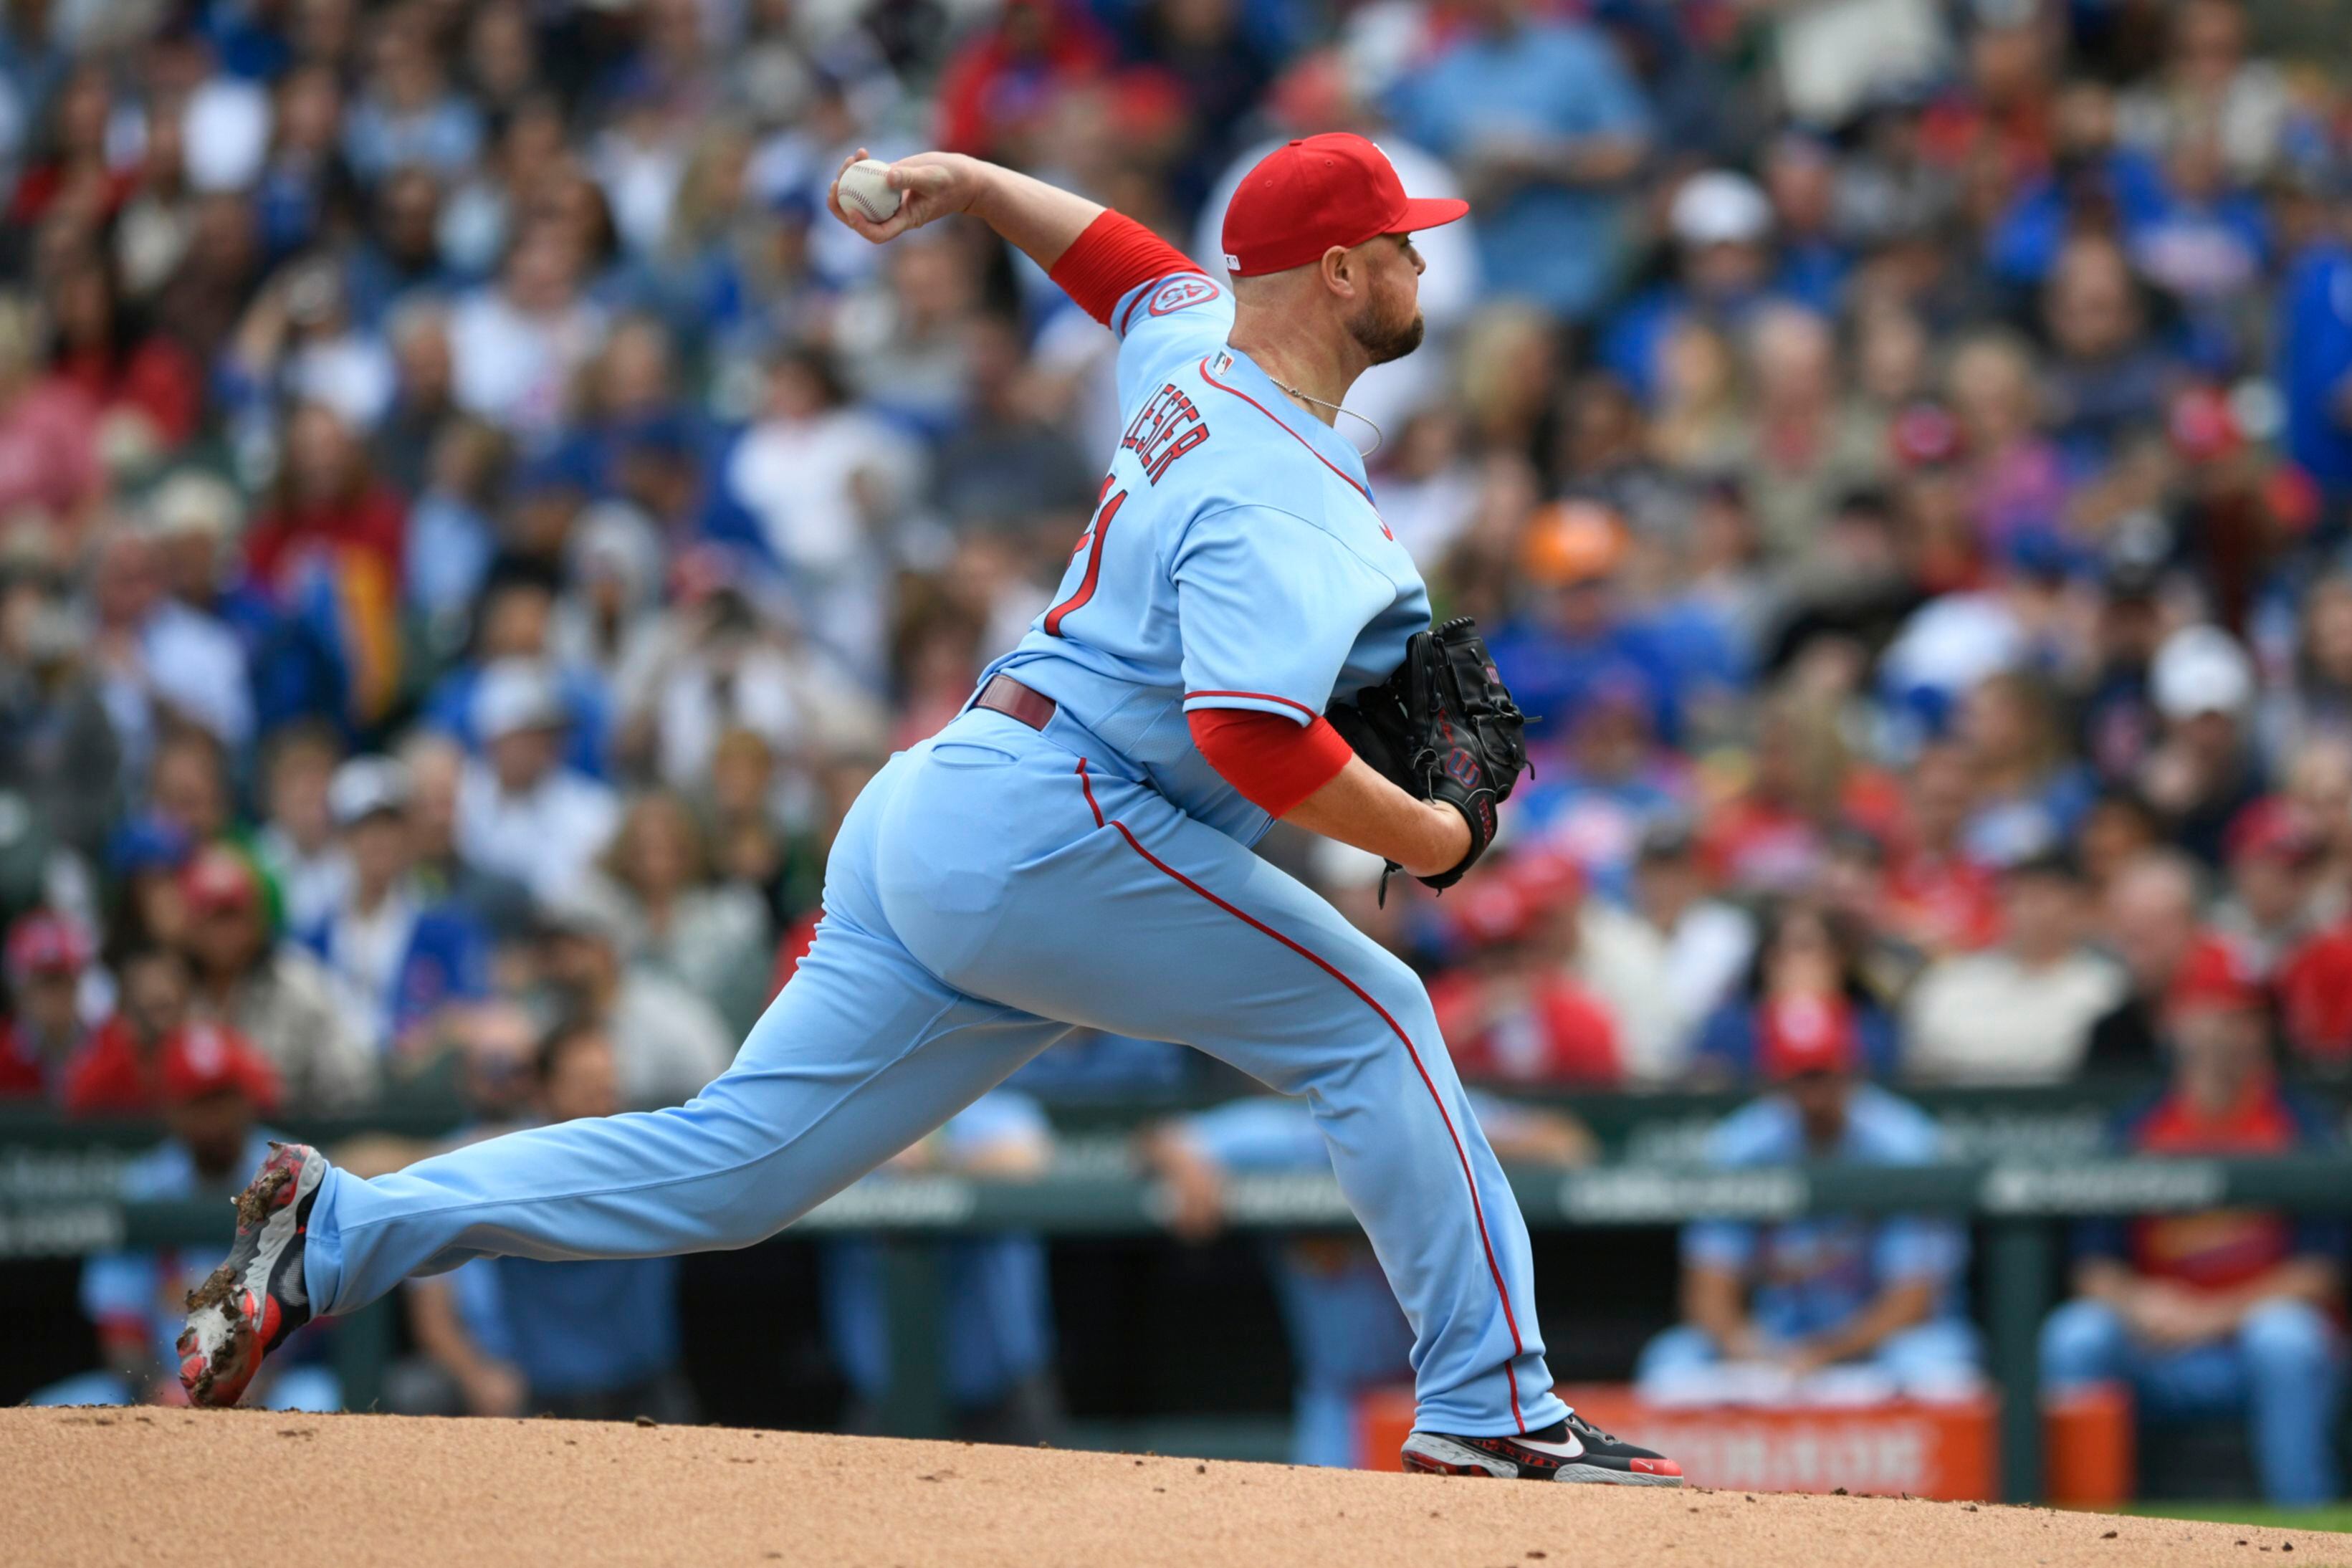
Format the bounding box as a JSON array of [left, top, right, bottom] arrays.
[[1119, 381, 1212, 485]]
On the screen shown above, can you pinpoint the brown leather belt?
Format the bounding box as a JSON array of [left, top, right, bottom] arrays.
[[975, 673, 1058, 732]]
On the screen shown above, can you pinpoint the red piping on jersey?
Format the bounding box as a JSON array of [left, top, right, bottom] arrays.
[[1183, 688, 1319, 722], [1072, 757, 1529, 1432], [1197, 356, 1373, 505]]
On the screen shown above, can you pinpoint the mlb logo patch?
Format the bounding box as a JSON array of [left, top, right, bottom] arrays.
[[1148, 276, 1221, 316]]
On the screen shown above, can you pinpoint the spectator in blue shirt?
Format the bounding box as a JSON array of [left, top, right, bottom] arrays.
[[1389, 0, 1650, 322], [300, 755, 490, 1058], [2276, 191, 2352, 499], [1485, 499, 1682, 745], [2042, 961, 2346, 1505], [1639, 1006, 1979, 1398]]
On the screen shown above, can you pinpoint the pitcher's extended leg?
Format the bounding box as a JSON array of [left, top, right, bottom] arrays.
[[303, 915, 1069, 1318]]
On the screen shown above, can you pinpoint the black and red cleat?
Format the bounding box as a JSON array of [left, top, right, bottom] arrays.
[[1402, 1412, 1683, 1486], [177, 1142, 328, 1407]]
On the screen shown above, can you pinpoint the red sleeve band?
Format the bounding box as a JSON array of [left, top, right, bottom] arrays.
[[1187, 708, 1353, 818], [1048, 211, 1205, 328]]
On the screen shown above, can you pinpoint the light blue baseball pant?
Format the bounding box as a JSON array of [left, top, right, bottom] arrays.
[[300, 708, 1565, 1438]]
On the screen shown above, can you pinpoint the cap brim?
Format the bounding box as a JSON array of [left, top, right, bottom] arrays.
[[1393, 196, 1470, 233]]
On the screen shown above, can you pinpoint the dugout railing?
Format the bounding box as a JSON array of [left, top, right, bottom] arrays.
[[6, 1079, 2349, 1502]]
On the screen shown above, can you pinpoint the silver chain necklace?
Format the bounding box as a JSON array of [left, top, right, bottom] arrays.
[[1277, 383, 1384, 455]]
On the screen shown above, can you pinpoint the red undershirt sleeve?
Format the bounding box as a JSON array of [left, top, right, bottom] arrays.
[[1188, 708, 1354, 818], [1048, 211, 1206, 328]]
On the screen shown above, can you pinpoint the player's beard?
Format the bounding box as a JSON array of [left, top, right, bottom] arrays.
[[1349, 300, 1425, 366]]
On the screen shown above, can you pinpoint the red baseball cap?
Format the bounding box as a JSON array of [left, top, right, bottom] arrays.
[[1221, 133, 1469, 278], [2166, 934, 2267, 1018], [2224, 797, 2317, 868], [1759, 993, 1860, 1081], [5, 911, 90, 983], [158, 1022, 280, 1111], [181, 846, 261, 914]]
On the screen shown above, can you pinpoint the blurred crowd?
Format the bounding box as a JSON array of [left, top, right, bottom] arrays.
[[1, 0, 2351, 1119]]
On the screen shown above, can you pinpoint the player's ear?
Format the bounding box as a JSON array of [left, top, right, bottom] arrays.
[[1319, 244, 1357, 300]]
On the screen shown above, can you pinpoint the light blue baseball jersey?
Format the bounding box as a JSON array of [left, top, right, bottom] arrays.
[[983, 267, 1433, 844]]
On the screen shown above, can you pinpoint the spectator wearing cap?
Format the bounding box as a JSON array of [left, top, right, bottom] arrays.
[[532, 881, 730, 1108], [1638, 994, 1979, 1399], [1691, 901, 1901, 1086], [1903, 851, 2128, 1084], [95, 820, 193, 967], [1600, 169, 1784, 401], [178, 843, 376, 1111], [392, 1018, 694, 1423], [424, 568, 616, 781], [1428, 854, 1623, 1087], [2209, 797, 2326, 973], [1484, 500, 1681, 747], [144, 469, 275, 653], [2041, 934, 2346, 1506], [302, 755, 491, 1058], [33, 1022, 340, 1412], [1387, 0, 1651, 323], [60, 946, 195, 1117], [2141, 623, 2266, 868], [0, 911, 95, 1100], [456, 659, 621, 905]]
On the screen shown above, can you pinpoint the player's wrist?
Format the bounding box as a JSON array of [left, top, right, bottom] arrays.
[[1401, 800, 1472, 880]]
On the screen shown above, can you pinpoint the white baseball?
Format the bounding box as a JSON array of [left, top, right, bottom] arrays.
[[836, 159, 903, 223]]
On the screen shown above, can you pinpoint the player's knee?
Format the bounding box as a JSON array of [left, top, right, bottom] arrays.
[[2241, 1298, 2336, 1373], [2040, 1298, 2126, 1385]]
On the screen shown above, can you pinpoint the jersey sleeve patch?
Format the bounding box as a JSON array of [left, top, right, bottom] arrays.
[[1146, 275, 1220, 317]]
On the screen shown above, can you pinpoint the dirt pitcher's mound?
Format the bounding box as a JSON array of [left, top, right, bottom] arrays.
[[0, 1407, 2332, 1567]]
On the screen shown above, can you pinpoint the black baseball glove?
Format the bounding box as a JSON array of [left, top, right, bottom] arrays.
[[1324, 616, 1529, 895]]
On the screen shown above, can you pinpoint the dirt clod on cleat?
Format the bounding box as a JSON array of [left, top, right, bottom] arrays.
[[183, 1263, 239, 1316], [234, 1164, 294, 1228]]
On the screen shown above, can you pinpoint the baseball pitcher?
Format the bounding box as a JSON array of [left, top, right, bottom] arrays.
[[178, 134, 1681, 1484]]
